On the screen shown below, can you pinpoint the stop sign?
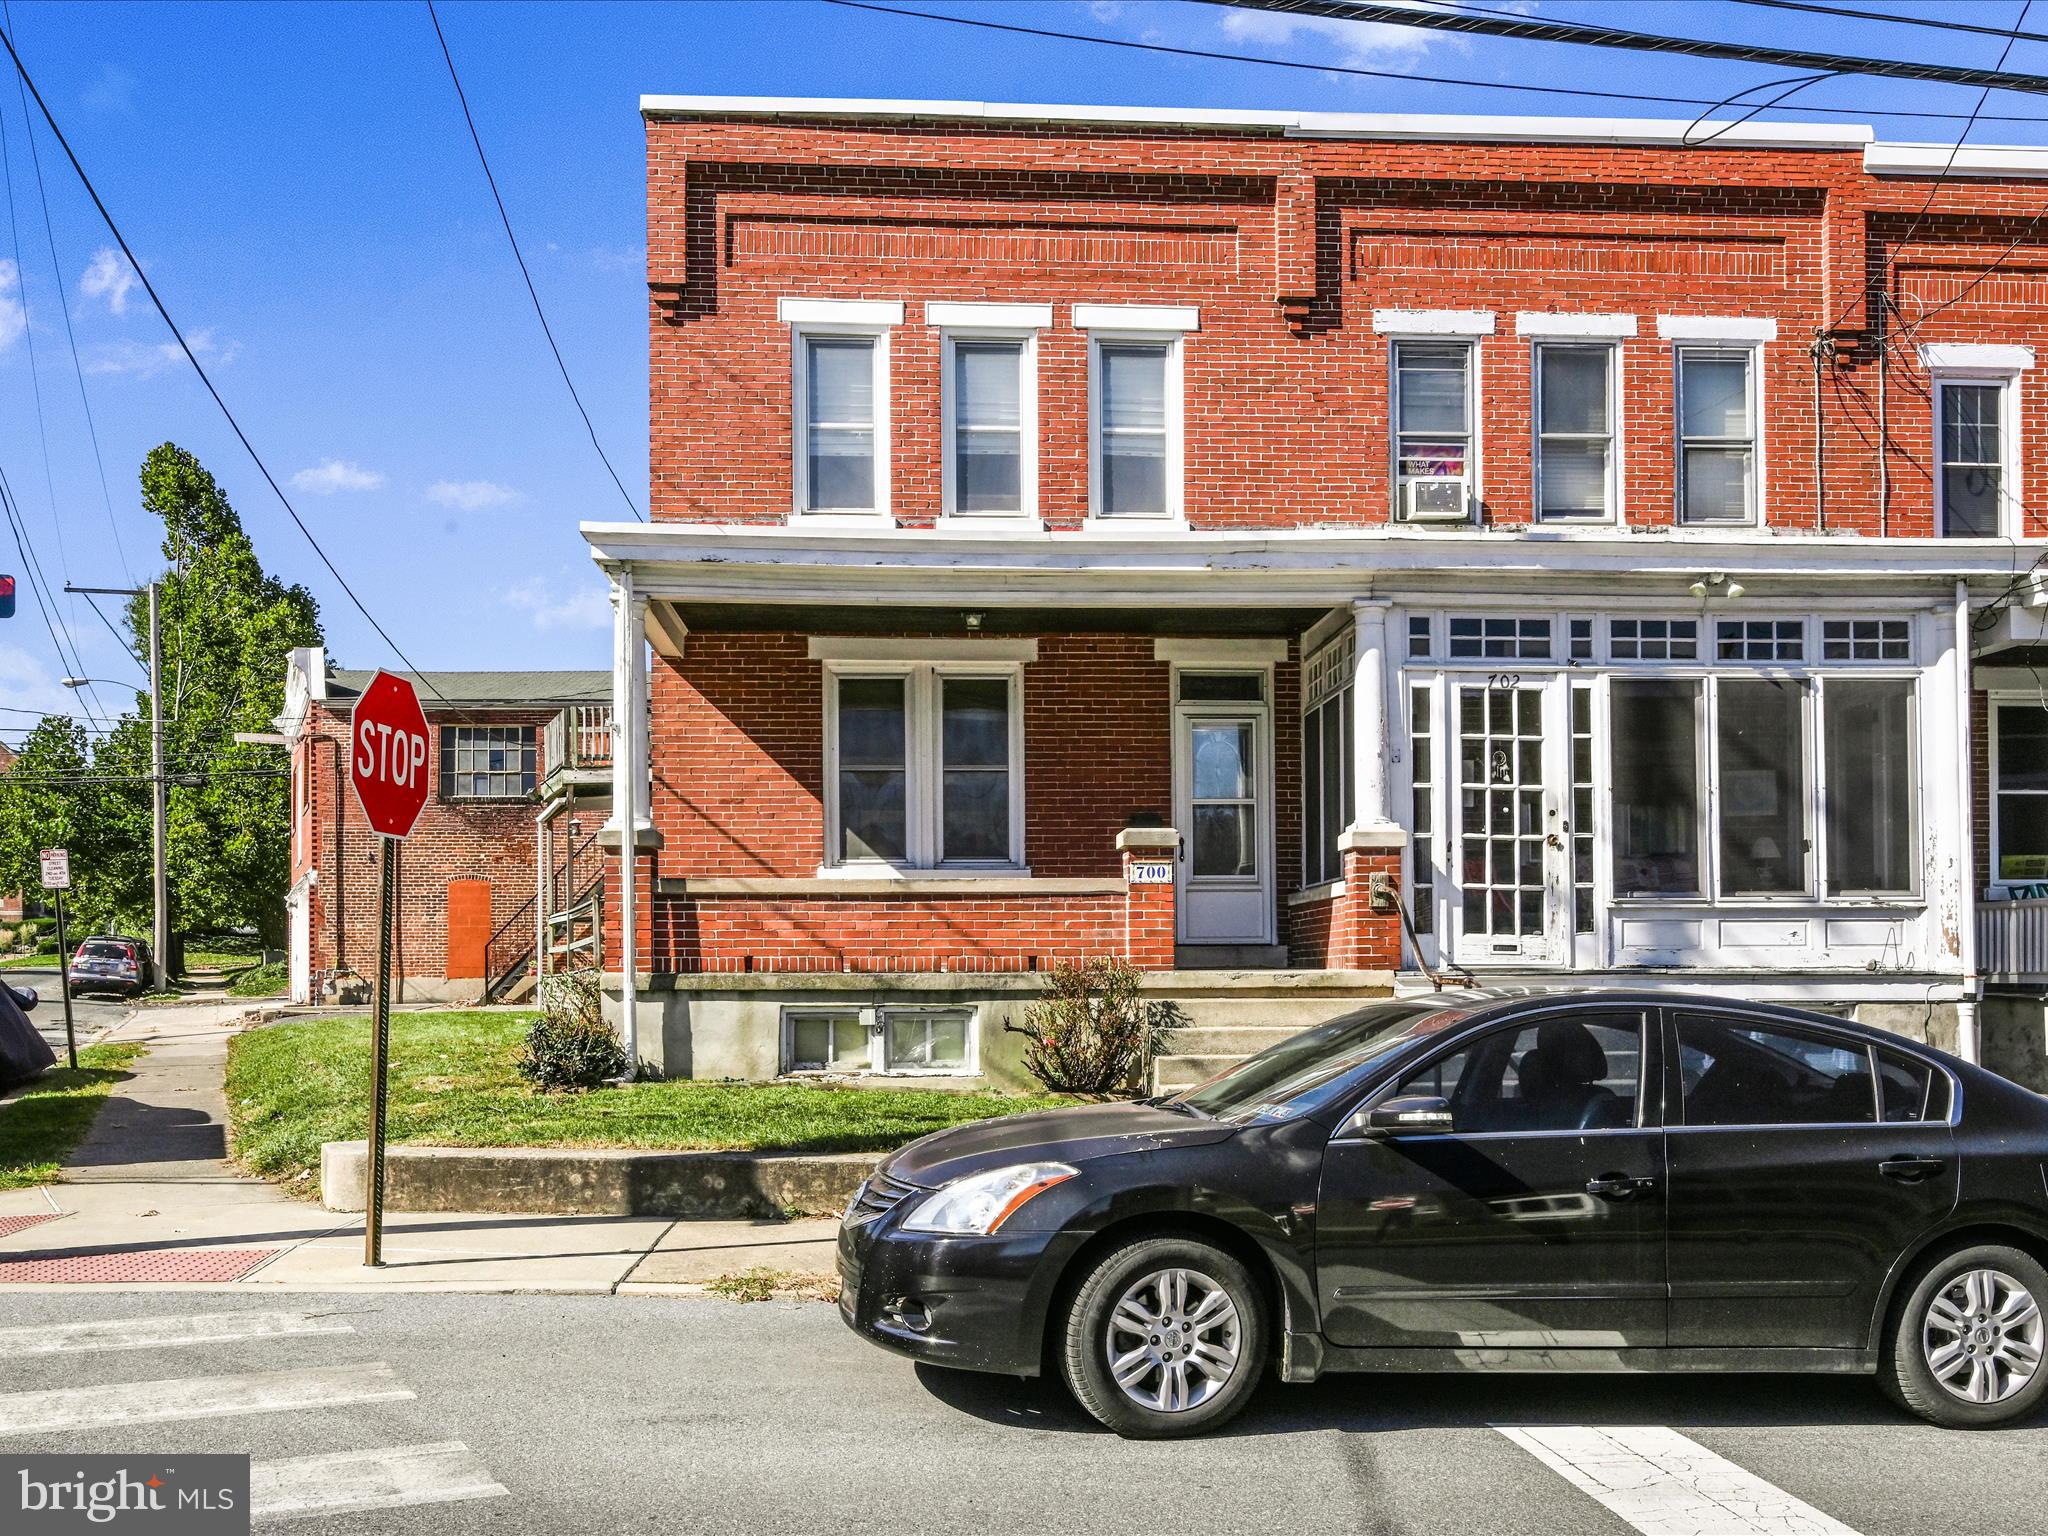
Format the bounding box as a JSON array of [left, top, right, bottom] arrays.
[[349, 670, 432, 839]]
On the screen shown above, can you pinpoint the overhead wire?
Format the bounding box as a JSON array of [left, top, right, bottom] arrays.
[[424, 0, 643, 521], [0, 18, 449, 704], [0, 460, 105, 730]]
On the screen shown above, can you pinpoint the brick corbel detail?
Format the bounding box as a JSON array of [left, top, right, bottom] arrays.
[[1274, 171, 1318, 334], [647, 150, 689, 315], [1333, 825, 1407, 972], [1117, 827, 1178, 970]]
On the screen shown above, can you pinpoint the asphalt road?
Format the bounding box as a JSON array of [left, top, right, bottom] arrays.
[[0, 1289, 2041, 1535], [4, 966, 133, 1055]]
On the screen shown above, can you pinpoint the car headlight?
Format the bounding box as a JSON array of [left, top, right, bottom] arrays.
[[900, 1162, 1079, 1236]]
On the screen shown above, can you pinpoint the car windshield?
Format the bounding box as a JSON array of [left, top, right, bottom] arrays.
[[1174, 1002, 1470, 1125], [77, 942, 133, 962]]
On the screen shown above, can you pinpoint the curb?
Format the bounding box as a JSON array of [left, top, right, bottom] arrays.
[[319, 1141, 880, 1219]]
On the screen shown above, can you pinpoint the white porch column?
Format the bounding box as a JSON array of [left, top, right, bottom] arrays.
[[607, 570, 648, 1069], [1348, 598, 1405, 838], [1955, 580, 1982, 1063]]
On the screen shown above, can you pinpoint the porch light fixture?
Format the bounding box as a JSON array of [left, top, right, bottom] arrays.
[[1689, 572, 1746, 602], [964, 612, 984, 631]]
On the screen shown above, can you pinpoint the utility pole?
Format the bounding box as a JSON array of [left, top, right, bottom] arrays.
[[66, 581, 169, 990]]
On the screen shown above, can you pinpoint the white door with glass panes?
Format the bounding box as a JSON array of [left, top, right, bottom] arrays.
[[1448, 677, 1568, 965], [1173, 673, 1275, 946]]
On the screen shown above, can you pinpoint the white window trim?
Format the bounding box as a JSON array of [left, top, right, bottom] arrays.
[[1390, 336, 1482, 523], [1919, 343, 2035, 374], [1373, 309, 1496, 337], [1072, 303, 1198, 333], [938, 323, 1041, 524], [780, 1004, 981, 1077], [1673, 341, 1765, 528], [809, 636, 1038, 664], [790, 311, 895, 522], [926, 301, 1053, 330], [1988, 692, 2048, 894], [1085, 329, 1186, 525], [1931, 368, 2023, 540], [1532, 338, 1624, 525], [1656, 315, 1779, 344], [820, 659, 1027, 875], [1517, 312, 1638, 339]]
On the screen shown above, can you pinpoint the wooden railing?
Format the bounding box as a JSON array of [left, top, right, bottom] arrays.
[[1979, 896, 2048, 982], [543, 704, 613, 779]]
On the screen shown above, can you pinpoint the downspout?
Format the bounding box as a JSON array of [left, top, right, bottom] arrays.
[[612, 567, 640, 1071], [1878, 295, 1892, 537], [1811, 334, 1827, 531], [1956, 579, 1982, 1064]]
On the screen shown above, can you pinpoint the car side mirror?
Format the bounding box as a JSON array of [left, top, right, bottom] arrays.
[[1358, 1094, 1454, 1137]]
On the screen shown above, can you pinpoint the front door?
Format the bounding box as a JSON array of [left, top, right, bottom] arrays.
[[1318, 1009, 1666, 1351], [1173, 673, 1274, 946], [1449, 677, 1567, 966]]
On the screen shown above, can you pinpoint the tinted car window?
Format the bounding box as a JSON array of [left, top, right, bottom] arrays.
[[1393, 1016, 1642, 1133], [1877, 1050, 1935, 1122], [77, 942, 133, 962], [1677, 1014, 1876, 1126], [1177, 1002, 1461, 1124]]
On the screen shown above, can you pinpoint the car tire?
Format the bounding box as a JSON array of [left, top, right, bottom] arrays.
[[1885, 1243, 2048, 1428], [1059, 1234, 1266, 1439]]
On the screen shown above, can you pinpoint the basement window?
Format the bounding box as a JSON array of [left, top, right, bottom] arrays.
[[781, 1006, 978, 1077]]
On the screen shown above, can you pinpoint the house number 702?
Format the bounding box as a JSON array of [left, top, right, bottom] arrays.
[[1487, 673, 1523, 690]]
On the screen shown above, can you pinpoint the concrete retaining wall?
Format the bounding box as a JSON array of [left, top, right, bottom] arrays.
[[320, 1141, 879, 1218]]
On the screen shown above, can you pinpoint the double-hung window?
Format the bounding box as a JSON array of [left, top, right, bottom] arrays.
[[783, 299, 899, 518], [1993, 702, 2048, 885], [1080, 305, 1195, 522], [1936, 379, 2008, 538], [1536, 343, 1615, 520], [826, 662, 1024, 870], [1393, 341, 1473, 518], [931, 303, 1047, 520], [1677, 347, 1756, 524]]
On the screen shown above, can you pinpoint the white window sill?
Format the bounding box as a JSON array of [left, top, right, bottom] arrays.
[[789, 510, 893, 529], [936, 512, 1043, 531], [1075, 516, 1190, 536], [813, 863, 1032, 881]]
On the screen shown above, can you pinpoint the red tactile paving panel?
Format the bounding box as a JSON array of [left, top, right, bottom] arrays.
[[0, 1212, 66, 1239], [0, 1248, 277, 1283]]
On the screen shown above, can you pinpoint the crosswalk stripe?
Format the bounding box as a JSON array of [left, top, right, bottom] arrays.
[[250, 1441, 508, 1520], [0, 1310, 356, 1357], [0, 1364, 413, 1437], [1497, 1425, 1861, 1536]]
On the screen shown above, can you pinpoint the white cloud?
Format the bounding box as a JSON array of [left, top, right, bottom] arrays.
[[1216, 3, 1442, 69], [290, 458, 385, 495], [79, 247, 136, 315], [83, 327, 236, 379], [503, 578, 611, 633], [425, 479, 521, 511], [0, 261, 23, 356], [0, 643, 82, 744]]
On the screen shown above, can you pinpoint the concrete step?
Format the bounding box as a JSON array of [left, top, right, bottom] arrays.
[[1151, 1055, 1244, 1094], [1156, 1024, 1313, 1057], [1159, 997, 1380, 1032]]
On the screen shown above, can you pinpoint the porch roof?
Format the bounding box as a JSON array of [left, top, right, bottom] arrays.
[[583, 521, 2047, 614]]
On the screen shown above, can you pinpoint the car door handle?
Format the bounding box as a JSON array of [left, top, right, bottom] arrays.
[[1586, 1173, 1656, 1200], [1878, 1155, 1947, 1183]]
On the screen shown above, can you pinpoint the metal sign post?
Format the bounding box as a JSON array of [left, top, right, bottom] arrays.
[[40, 849, 75, 1071], [345, 671, 432, 1269]]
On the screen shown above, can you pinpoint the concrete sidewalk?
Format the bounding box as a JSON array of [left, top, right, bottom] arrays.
[[0, 1005, 839, 1293]]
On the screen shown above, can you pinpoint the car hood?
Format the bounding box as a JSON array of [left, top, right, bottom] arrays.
[[880, 1101, 1239, 1188]]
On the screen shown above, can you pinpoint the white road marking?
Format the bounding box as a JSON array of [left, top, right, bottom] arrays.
[[0, 1364, 412, 1437], [1497, 1424, 1861, 1536], [0, 1309, 355, 1356], [250, 1441, 508, 1521]]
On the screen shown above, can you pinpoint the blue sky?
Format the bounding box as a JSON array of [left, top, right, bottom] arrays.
[[4, 0, 2048, 743]]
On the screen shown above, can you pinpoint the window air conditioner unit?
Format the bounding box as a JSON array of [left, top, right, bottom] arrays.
[[1402, 476, 1470, 523]]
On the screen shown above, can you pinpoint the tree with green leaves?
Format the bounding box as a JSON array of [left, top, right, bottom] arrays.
[[0, 444, 323, 950]]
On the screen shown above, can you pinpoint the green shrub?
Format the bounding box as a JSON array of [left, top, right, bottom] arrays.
[[228, 961, 289, 998], [514, 1014, 626, 1092], [1007, 957, 1175, 1095]]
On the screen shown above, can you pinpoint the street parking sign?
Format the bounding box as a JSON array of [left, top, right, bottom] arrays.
[[38, 848, 69, 890], [345, 670, 431, 1269], [348, 670, 432, 839]]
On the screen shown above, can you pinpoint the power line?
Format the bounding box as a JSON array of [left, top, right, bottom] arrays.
[[425, 0, 643, 522], [1198, 0, 2048, 96], [822, 0, 2048, 124], [0, 19, 449, 703], [0, 462, 106, 731], [3, 0, 130, 586], [1725, 0, 2048, 47]]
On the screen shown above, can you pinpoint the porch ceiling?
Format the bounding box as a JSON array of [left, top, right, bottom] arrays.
[[668, 600, 1326, 636]]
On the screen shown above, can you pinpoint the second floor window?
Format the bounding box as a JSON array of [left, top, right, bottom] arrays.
[[947, 337, 1028, 516], [439, 725, 535, 801], [1677, 347, 1755, 524], [1394, 341, 1472, 520], [1938, 379, 2006, 538], [1536, 343, 1614, 520], [798, 333, 882, 514], [1092, 339, 1175, 518]]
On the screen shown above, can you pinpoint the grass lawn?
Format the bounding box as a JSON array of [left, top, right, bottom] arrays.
[[0, 1043, 147, 1189], [226, 1011, 1075, 1188], [226, 962, 288, 998], [0, 952, 59, 971]]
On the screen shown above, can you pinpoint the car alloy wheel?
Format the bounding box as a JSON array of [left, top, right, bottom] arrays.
[[1104, 1266, 1242, 1413], [1922, 1267, 2044, 1406]]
